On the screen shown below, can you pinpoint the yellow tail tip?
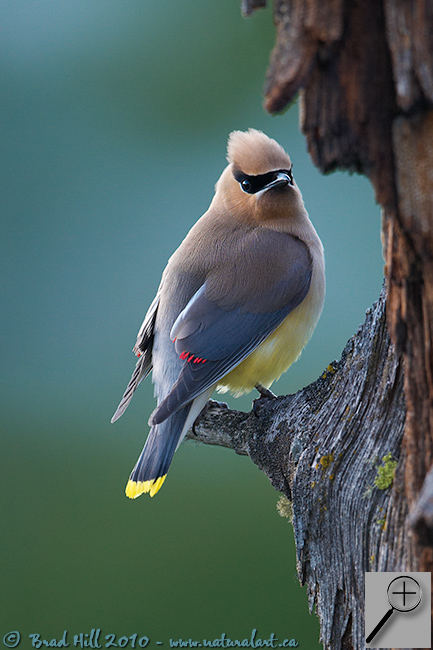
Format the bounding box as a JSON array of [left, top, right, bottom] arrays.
[[125, 475, 167, 499]]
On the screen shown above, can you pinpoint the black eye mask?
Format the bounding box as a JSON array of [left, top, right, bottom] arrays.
[[233, 167, 293, 194]]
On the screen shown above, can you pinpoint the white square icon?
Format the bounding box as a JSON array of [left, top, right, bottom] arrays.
[[365, 572, 431, 648]]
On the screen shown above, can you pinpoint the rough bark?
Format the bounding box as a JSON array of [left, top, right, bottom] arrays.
[[188, 287, 408, 650], [188, 2, 433, 648], [257, 1, 433, 571]]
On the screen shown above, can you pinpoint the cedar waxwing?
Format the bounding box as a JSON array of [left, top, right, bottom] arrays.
[[112, 129, 325, 498]]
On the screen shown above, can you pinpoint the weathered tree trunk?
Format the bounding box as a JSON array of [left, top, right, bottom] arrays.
[[259, 0, 433, 569], [189, 287, 408, 650], [193, 2, 433, 648]]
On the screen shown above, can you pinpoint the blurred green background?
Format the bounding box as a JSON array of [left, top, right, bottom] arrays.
[[0, 1, 383, 648]]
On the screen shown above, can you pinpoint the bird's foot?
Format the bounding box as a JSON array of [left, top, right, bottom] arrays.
[[253, 384, 276, 417], [255, 383, 276, 399], [192, 399, 229, 435]]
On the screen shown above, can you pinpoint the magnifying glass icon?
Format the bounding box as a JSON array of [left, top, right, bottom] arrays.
[[366, 575, 422, 644]]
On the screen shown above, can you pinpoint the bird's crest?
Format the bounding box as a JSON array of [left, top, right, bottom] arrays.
[[227, 129, 292, 176]]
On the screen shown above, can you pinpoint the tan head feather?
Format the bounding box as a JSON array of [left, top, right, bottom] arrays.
[[227, 129, 292, 175]]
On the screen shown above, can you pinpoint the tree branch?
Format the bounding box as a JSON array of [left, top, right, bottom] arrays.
[[188, 286, 409, 650]]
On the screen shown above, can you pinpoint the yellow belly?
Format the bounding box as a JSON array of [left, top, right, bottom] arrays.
[[216, 289, 322, 396]]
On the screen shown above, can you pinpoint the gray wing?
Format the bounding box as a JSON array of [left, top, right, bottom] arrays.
[[111, 293, 160, 423], [151, 234, 312, 425]]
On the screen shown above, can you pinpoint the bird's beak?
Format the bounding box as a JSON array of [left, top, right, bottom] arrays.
[[263, 171, 292, 191]]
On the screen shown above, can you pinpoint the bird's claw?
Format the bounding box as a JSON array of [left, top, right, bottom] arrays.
[[253, 384, 276, 417], [192, 399, 229, 435], [255, 383, 276, 399]]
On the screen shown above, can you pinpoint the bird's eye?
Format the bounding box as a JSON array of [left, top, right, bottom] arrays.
[[241, 179, 252, 193]]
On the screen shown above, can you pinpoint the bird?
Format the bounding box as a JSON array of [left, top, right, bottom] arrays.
[[111, 129, 325, 498]]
